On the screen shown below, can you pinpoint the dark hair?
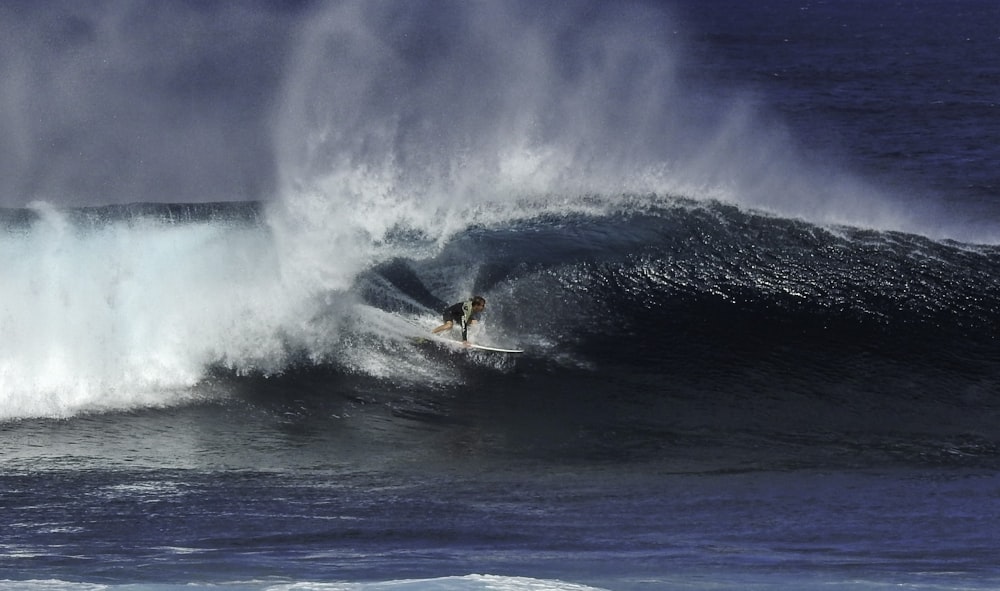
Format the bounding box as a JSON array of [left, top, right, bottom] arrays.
[[472, 296, 486, 307]]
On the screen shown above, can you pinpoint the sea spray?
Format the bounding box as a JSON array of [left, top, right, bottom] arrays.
[[270, 0, 1000, 247], [268, 1, 687, 232]]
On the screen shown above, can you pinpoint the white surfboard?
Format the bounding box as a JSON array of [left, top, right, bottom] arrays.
[[468, 343, 524, 354], [416, 334, 523, 354]]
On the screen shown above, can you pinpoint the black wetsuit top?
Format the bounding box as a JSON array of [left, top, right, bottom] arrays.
[[443, 300, 482, 341]]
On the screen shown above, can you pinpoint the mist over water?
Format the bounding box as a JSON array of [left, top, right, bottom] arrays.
[[0, 1, 299, 206], [269, 0, 998, 247], [268, 1, 681, 298]]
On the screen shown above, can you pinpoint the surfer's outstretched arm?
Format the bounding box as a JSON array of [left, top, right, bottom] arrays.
[[432, 320, 454, 334]]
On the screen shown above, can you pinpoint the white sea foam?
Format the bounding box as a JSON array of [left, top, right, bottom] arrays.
[[3, 573, 996, 591], [0, 204, 290, 419], [0, 576, 612, 591]]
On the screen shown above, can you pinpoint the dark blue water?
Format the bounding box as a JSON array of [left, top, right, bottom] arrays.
[[2, 1, 1000, 590]]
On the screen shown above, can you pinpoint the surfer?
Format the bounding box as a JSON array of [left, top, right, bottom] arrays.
[[432, 296, 486, 346]]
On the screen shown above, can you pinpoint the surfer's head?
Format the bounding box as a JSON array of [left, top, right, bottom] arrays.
[[471, 296, 486, 310]]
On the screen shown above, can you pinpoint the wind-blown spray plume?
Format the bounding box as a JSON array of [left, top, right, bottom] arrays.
[[268, 0, 973, 268]]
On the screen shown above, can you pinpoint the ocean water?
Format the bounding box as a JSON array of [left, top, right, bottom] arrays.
[[2, 1, 1000, 590]]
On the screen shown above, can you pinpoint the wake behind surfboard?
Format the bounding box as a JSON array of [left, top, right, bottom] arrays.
[[413, 332, 524, 354], [401, 315, 523, 354], [467, 343, 524, 354]]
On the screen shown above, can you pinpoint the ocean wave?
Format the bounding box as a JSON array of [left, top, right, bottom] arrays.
[[1, 197, 998, 426]]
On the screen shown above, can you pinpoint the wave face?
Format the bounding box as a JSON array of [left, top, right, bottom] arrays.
[[362, 200, 1000, 468]]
